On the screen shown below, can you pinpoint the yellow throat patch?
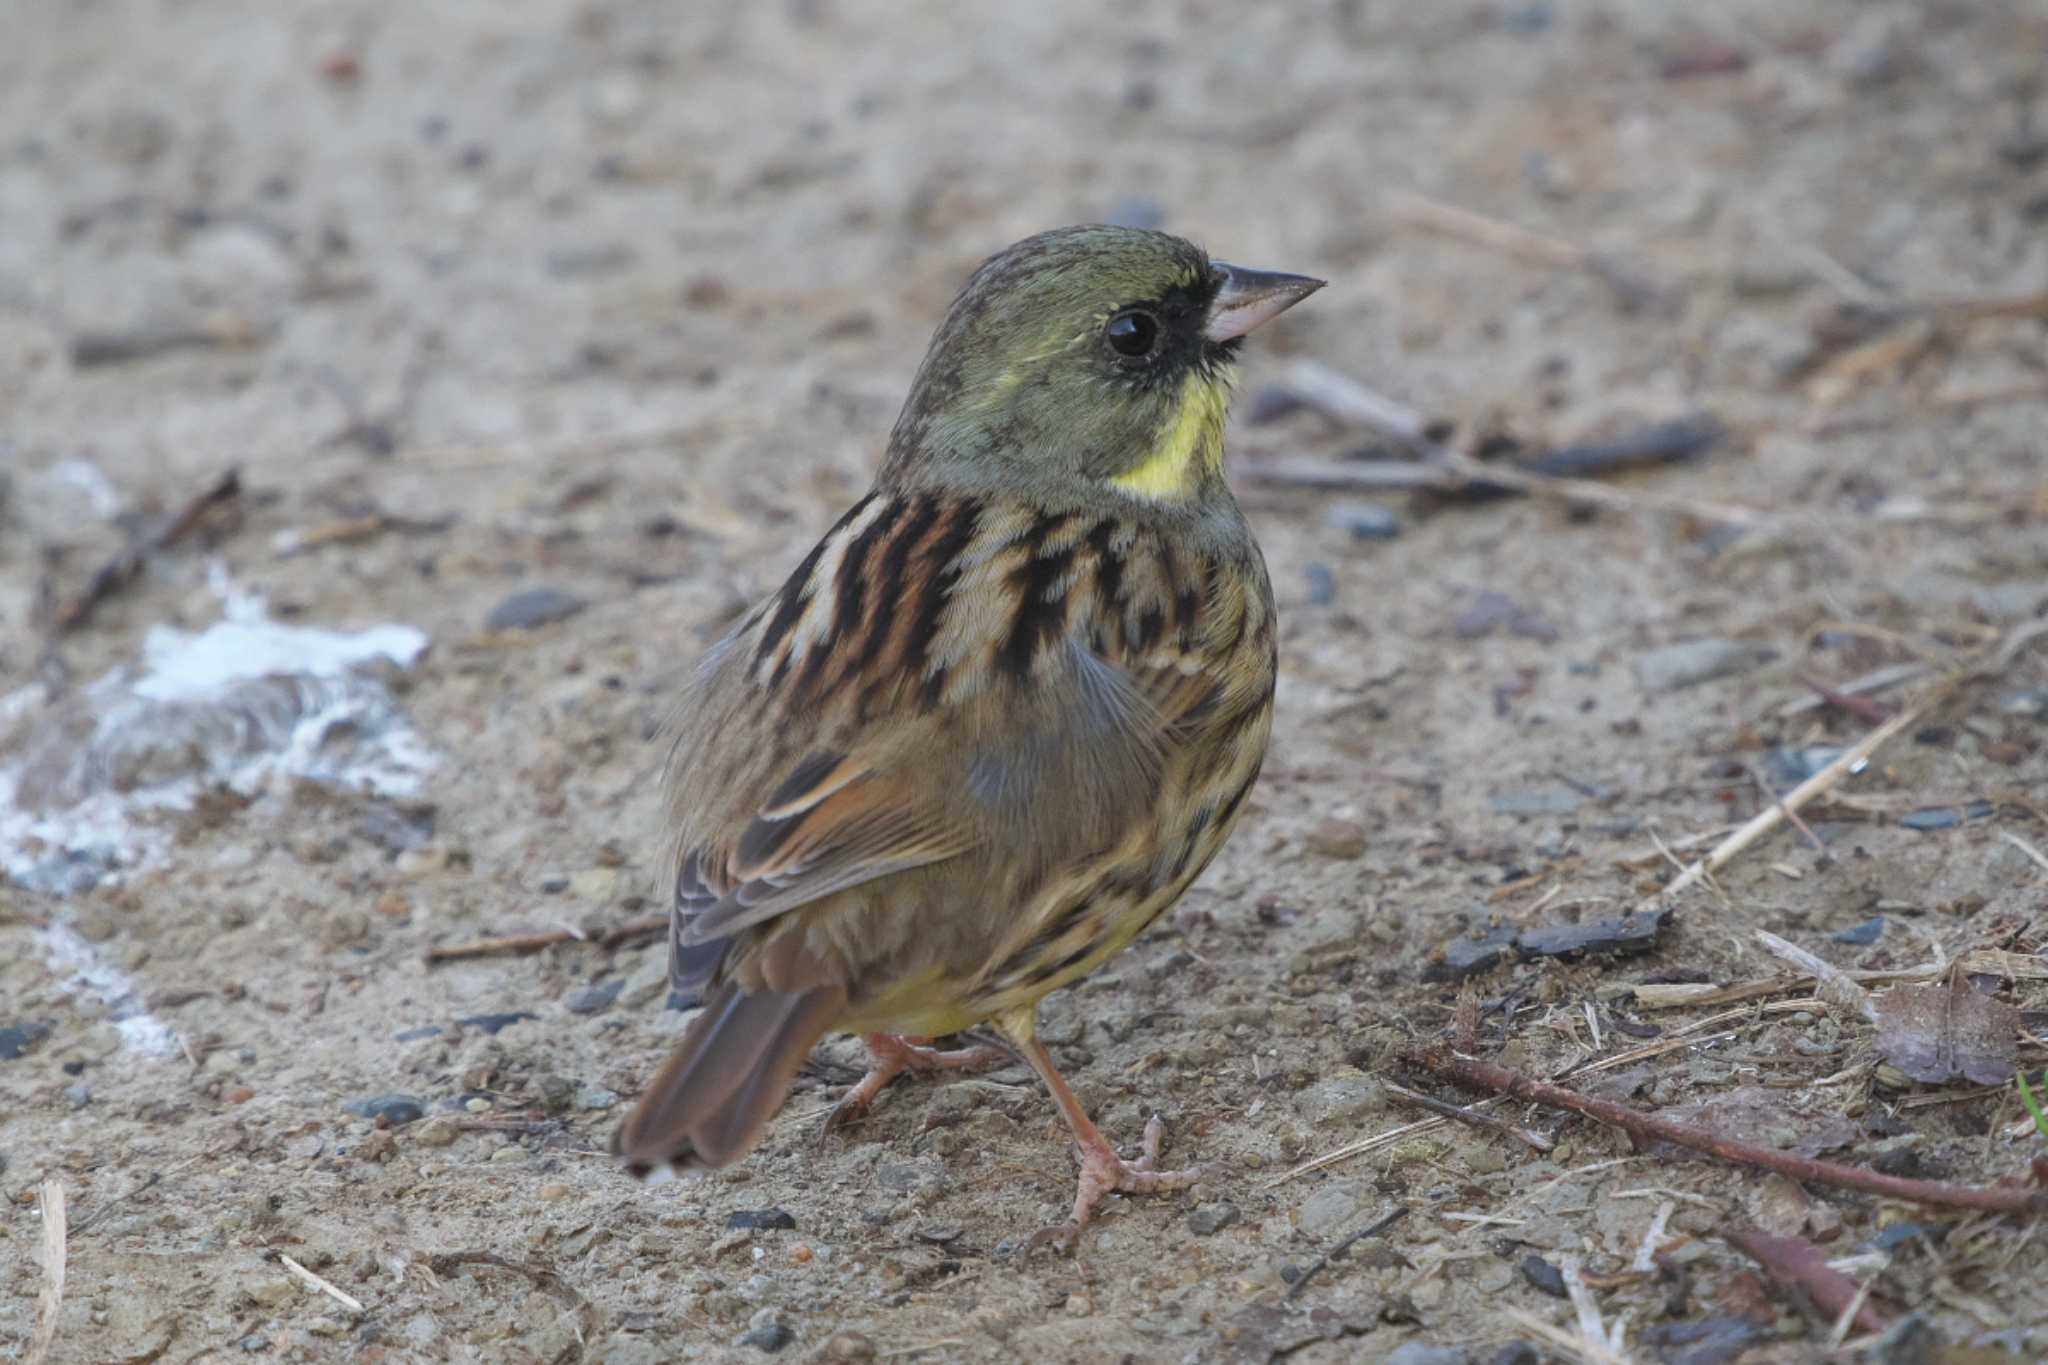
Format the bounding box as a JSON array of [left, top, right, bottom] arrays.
[[1108, 372, 1231, 500]]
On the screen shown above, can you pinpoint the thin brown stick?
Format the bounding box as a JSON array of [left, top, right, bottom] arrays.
[[1284, 1206, 1409, 1300], [1776, 662, 1930, 718], [1384, 1079, 1553, 1152], [1795, 673, 1897, 723], [424, 915, 667, 964], [28, 1180, 67, 1365], [1400, 1045, 2048, 1216], [47, 467, 243, 635], [1722, 1227, 1889, 1333]]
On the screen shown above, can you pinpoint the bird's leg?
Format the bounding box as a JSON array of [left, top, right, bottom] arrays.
[[1010, 1032, 1212, 1251], [822, 1032, 1008, 1133]]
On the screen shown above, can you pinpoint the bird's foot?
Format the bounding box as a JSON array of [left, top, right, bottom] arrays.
[[822, 1033, 1009, 1134], [1028, 1113, 1212, 1253]]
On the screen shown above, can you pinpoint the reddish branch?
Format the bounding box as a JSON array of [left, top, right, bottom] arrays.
[[1723, 1228, 1889, 1333], [1400, 1045, 2048, 1216]]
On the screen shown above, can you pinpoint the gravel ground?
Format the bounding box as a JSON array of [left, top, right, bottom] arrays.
[[3, 3, 2046, 1362]]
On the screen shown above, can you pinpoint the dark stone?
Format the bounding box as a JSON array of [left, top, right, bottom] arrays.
[[726, 1208, 798, 1231], [1519, 909, 1668, 960], [1189, 1202, 1240, 1235], [485, 587, 588, 631], [1426, 909, 1669, 981], [1426, 923, 1519, 980], [738, 1323, 792, 1353], [1832, 916, 1886, 946], [1518, 1253, 1568, 1298], [347, 1093, 426, 1126], [457, 1011, 538, 1035], [1899, 801, 1994, 832], [0, 1022, 52, 1061], [394, 1025, 444, 1042]]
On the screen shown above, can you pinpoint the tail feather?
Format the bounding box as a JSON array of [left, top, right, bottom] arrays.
[[612, 981, 846, 1176]]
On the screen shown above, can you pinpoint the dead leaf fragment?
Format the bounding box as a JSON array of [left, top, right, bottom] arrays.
[[1874, 977, 2020, 1086]]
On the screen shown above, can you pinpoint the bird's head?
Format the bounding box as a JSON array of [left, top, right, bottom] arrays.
[[883, 225, 1322, 504]]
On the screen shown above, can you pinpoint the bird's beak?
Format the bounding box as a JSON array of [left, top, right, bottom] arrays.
[[1203, 263, 1326, 342]]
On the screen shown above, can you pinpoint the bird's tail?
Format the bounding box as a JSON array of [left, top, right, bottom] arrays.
[[612, 981, 846, 1178]]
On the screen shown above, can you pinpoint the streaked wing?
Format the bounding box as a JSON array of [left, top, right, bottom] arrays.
[[661, 486, 1271, 997]]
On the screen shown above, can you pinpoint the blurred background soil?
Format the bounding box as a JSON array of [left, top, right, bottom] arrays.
[[2, 2, 2045, 1361]]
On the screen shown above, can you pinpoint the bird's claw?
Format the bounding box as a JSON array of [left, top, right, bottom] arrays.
[[1024, 1113, 1213, 1254]]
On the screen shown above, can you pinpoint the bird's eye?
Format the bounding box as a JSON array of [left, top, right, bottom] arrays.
[[1104, 309, 1162, 361]]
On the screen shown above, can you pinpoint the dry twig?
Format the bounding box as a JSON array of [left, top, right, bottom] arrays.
[[278, 1253, 365, 1314], [1383, 1079, 1553, 1152], [425, 915, 666, 964], [1400, 1045, 2048, 1216], [46, 467, 242, 636], [28, 1179, 67, 1365], [1753, 930, 1875, 1025], [1284, 1207, 1409, 1300]]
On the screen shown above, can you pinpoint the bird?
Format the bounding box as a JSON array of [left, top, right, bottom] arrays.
[[613, 223, 1321, 1248]]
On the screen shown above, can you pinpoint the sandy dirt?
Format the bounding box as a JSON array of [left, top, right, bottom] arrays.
[[3, 2, 2046, 1361]]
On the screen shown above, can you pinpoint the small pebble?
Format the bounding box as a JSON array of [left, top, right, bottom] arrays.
[[246, 1278, 297, 1307], [565, 979, 624, 1015], [1189, 1202, 1239, 1235], [1832, 916, 1886, 946], [1064, 1292, 1094, 1317], [490, 1144, 528, 1164], [485, 586, 588, 631], [64, 1083, 92, 1109], [577, 1086, 620, 1111], [464, 1096, 493, 1114], [539, 1182, 572, 1202], [415, 1117, 460, 1148]]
